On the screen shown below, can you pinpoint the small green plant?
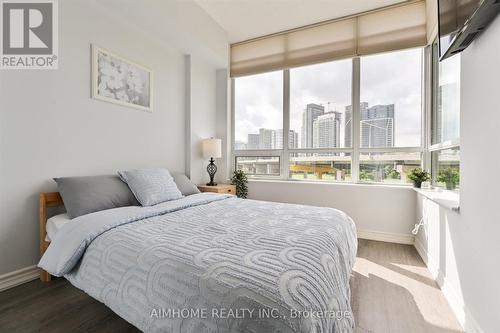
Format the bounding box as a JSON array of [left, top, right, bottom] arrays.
[[384, 165, 401, 180], [437, 168, 459, 190], [407, 168, 430, 188], [231, 170, 248, 198], [360, 169, 375, 181]]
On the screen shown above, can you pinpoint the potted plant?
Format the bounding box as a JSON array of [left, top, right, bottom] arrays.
[[407, 168, 430, 188], [231, 170, 248, 198], [384, 165, 401, 180], [437, 168, 459, 190]]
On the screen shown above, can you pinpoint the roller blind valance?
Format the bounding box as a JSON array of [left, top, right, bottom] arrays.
[[230, 1, 427, 77]]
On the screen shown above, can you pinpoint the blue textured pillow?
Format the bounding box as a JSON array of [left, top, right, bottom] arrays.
[[118, 168, 183, 206]]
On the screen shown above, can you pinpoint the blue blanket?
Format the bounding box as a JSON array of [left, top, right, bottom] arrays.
[[39, 193, 357, 332]]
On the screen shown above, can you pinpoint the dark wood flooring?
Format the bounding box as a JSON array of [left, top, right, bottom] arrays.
[[0, 240, 462, 333], [0, 277, 139, 333]]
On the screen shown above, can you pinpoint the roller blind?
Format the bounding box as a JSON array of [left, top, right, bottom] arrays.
[[426, 0, 438, 42], [231, 0, 427, 77]]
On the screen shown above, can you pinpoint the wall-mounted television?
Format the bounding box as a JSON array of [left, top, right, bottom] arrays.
[[438, 0, 500, 60]]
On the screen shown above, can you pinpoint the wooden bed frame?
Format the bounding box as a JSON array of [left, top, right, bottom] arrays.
[[39, 192, 63, 282]]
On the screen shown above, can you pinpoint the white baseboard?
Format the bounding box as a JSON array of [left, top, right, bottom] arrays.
[[357, 229, 414, 245], [414, 238, 483, 333], [0, 265, 39, 292]]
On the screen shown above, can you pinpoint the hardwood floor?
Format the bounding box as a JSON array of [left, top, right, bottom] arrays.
[[352, 239, 463, 333], [0, 277, 139, 333], [0, 240, 463, 333]]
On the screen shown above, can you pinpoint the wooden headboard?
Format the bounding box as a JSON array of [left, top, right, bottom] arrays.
[[39, 192, 64, 282]]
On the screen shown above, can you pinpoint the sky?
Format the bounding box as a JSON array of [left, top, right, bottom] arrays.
[[234, 48, 423, 148]]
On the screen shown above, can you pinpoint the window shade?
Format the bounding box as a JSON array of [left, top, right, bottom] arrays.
[[231, 1, 427, 77], [426, 0, 438, 42]]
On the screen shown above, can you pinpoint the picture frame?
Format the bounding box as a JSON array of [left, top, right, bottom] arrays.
[[91, 45, 153, 112]]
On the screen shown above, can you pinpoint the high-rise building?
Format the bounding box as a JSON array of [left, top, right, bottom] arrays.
[[274, 129, 299, 149], [291, 131, 299, 149], [234, 141, 247, 150], [344, 102, 368, 147], [313, 112, 341, 148], [247, 134, 260, 149], [345, 106, 352, 148], [301, 103, 325, 148], [360, 104, 395, 148], [436, 83, 460, 142], [259, 128, 275, 149]]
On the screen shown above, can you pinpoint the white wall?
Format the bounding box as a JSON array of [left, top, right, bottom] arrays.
[[186, 55, 220, 184], [248, 180, 417, 243], [414, 196, 469, 329], [415, 15, 500, 333], [186, 67, 229, 185], [0, 0, 227, 275], [215, 69, 231, 182]]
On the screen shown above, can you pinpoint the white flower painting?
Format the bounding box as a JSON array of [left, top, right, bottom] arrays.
[[92, 45, 153, 112]]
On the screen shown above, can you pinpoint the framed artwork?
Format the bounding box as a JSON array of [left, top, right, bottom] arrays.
[[91, 45, 153, 112]]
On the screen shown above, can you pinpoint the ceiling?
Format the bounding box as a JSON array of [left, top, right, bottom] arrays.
[[195, 0, 409, 43]]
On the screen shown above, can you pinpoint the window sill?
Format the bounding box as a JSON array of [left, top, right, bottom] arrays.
[[247, 178, 415, 190], [413, 188, 460, 212]]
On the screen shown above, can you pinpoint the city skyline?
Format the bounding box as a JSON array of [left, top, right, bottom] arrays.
[[236, 101, 395, 150]]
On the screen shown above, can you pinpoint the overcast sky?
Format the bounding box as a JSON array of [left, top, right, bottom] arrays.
[[235, 48, 422, 147]]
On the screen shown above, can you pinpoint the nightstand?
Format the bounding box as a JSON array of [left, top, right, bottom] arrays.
[[198, 184, 236, 195]]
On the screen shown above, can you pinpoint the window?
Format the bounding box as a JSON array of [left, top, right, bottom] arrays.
[[432, 47, 460, 145], [290, 59, 352, 149], [360, 49, 422, 148], [290, 153, 351, 182], [234, 71, 283, 150], [357, 48, 423, 184], [236, 156, 280, 177], [432, 148, 460, 190], [233, 48, 424, 184], [359, 152, 421, 184], [430, 40, 460, 190]]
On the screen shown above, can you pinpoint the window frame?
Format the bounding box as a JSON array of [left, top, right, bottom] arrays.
[[428, 39, 460, 189], [231, 48, 427, 185]]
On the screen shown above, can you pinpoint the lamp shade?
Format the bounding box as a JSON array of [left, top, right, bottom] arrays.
[[202, 138, 222, 159]]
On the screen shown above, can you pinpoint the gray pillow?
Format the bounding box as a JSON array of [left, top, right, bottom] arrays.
[[54, 175, 139, 219], [118, 168, 182, 206], [172, 173, 200, 196]]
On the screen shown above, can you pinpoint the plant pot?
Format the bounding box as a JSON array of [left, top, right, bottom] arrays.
[[413, 181, 422, 188], [445, 182, 456, 190]]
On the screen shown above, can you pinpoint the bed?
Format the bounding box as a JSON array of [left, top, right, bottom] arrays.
[[38, 191, 357, 333]]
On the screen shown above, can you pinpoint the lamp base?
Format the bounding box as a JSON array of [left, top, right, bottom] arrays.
[[206, 157, 217, 186]]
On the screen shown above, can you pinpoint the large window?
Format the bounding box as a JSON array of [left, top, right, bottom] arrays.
[[234, 71, 283, 150], [360, 49, 422, 148], [359, 49, 423, 185], [359, 152, 422, 184], [430, 40, 460, 190], [233, 48, 424, 184], [290, 59, 352, 149], [289, 153, 352, 182]]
